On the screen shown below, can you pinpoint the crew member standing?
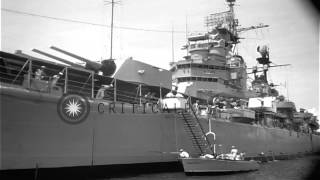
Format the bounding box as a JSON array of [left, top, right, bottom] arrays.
[[230, 145, 238, 160], [193, 100, 200, 114], [35, 66, 46, 80]]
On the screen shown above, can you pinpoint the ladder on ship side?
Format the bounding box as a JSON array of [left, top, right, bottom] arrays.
[[178, 111, 215, 156]]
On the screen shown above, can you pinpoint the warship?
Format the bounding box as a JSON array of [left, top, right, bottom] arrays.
[[1, 0, 319, 172]]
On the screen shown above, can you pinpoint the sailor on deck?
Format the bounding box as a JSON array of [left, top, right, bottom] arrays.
[[50, 71, 63, 87], [193, 100, 200, 114], [49, 71, 63, 92], [165, 86, 183, 98], [35, 66, 47, 80], [96, 84, 113, 99]]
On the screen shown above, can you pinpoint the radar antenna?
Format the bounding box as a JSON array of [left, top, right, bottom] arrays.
[[205, 0, 269, 45]]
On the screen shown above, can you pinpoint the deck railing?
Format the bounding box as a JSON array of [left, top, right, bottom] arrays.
[[0, 56, 162, 104]]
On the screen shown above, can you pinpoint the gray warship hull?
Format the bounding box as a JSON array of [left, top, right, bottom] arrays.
[[1, 84, 319, 170]]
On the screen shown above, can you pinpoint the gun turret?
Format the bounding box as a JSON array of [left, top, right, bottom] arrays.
[[50, 46, 116, 76]]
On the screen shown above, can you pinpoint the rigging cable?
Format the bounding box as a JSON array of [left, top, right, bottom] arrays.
[[1, 8, 186, 34]]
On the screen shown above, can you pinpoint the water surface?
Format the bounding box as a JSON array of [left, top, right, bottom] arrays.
[[107, 156, 319, 180]]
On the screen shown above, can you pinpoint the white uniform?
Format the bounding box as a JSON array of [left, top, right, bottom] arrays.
[[165, 92, 174, 98], [179, 151, 190, 158], [230, 148, 238, 160], [203, 154, 214, 159]]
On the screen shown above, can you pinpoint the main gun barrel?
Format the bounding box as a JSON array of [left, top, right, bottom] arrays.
[[32, 49, 83, 68], [50, 46, 102, 71]]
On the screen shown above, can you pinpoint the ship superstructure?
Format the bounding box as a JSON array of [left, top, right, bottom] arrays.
[[170, 0, 267, 100], [247, 44, 319, 134]]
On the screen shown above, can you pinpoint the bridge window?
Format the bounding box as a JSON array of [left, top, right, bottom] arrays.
[[177, 63, 227, 70], [177, 77, 218, 83]]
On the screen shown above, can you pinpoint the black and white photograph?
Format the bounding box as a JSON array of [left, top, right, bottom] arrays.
[[1, 0, 319, 179]]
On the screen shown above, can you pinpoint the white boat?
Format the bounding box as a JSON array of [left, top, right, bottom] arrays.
[[181, 158, 259, 173]]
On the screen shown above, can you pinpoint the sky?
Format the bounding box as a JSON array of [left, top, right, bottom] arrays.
[[1, 0, 319, 114]]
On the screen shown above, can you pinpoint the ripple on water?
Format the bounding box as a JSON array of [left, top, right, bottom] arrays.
[[108, 156, 320, 180]]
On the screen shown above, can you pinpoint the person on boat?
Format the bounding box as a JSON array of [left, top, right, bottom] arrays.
[[35, 66, 47, 80], [200, 153, 214, 159], [239, 152, 246, 160], [179, 149, 190, 158], [235, 154, 242, 160], [230, 146, 238, 160]]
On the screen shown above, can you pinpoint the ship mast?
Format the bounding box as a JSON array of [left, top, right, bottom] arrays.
[[105, 0, 120, 60], [226, 0, 237, 37], [110, 0, 115, 60], [225, 0, 269, 45]]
